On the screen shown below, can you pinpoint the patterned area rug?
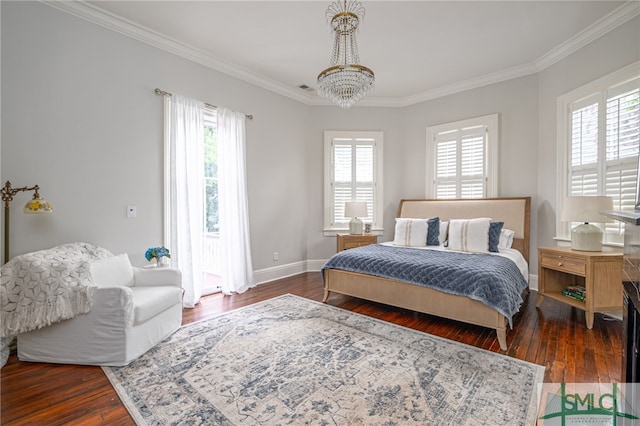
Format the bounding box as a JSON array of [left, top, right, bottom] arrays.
[[103, 294, 544, 425]]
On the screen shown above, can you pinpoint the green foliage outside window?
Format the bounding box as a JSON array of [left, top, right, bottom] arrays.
[[204, 124, 219, 234]]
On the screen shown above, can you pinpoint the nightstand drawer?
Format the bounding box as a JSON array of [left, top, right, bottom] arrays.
[[343, 240, 371, 250], [540, 252, 586, 275], [337, 234, 377, 251]]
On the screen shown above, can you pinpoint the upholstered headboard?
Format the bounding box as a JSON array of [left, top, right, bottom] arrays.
[[397, 197, 531, 262]]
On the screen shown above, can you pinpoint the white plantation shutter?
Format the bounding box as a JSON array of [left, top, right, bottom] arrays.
[[571, 102, 599, 168], [566, 74, 639, 244], [569, 99, 599, 197], [333, 143, 352, 223], [434, 131, 458, 198], [569, 171, 598, 195], [604, 86, 640, 242], [332, 141, 374, 224], [428, 114, 497, 199], [324, 131, 383, 233], [355, 144, 374, 220], [460, 128, 486, 198]]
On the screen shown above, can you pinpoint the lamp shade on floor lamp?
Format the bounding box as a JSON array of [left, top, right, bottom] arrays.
[[1, 181, 52, 264]]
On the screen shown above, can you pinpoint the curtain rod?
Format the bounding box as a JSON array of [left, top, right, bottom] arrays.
[[154, 88, 253, 120]]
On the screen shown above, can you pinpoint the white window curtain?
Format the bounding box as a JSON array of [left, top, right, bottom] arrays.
[[217, 107, 255, 294], [168, 95, 205, 308]]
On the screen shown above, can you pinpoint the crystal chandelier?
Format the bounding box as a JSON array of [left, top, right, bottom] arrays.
[[317, 0, 374, 109]]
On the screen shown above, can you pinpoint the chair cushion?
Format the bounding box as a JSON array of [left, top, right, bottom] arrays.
[[130, 286, 182, 326], [90, 254, 134, 288]]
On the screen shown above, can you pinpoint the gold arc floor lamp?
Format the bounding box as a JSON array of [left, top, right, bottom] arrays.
[[1, 181, 53, 264]]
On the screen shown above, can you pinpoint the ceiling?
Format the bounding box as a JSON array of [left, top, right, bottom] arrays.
[[70, 1, 638, 107]]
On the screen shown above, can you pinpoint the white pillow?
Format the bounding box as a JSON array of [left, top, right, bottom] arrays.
[[393, 218, 429, 247], [439, 221, 449, 245], [448, 218, 492, 253], [89, 253, 135, 288], [498, 228, 515, 249]]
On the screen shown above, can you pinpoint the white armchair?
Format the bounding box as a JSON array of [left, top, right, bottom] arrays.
[[17, 254, 183, 366]]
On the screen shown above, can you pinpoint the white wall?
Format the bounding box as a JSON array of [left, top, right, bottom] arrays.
[[305, 107, 404, 261], [2, 2, 638, 281], [306, 75, 540, 266], [403, 75, 540, 269], [1, 1, 311, 268]]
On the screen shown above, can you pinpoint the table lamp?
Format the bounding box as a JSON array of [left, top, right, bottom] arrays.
[[1, 181, 53, 263], [344, 201, 368, 235], [560, 196, 613, 251]]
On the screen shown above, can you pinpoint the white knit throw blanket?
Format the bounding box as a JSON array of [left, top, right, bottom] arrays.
[[0, 242, 112, 338]]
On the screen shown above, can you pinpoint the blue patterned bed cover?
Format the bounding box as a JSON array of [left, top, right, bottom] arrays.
[[322, 244, 529, 327]]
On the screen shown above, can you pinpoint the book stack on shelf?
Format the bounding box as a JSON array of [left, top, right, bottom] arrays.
[[562, 285, 586, 302]]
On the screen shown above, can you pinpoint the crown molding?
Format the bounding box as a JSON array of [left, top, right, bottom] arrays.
[[398, 63, 539, 108], [43, 0, 638, 109], [42, 0, 313, 105], [398, 1, 639, 108], [535, 1, 640, 71]]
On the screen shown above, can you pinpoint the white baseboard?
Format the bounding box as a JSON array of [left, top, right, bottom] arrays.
[[253, 259, 329, 285], [528, 274, 538, 292], [306, 259, 329, 272]]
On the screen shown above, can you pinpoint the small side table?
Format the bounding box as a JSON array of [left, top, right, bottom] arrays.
[[537, 246, 623, 329], [337, 233, 377, 252]]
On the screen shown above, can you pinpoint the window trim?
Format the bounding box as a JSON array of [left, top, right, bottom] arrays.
[[425, 113, 499, 198], [556, 61, 640, 242], [323, 130, 384, 236]]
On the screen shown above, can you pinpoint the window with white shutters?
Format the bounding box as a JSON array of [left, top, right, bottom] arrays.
[[559, 63, 639, 245], [324, 131, 383, 234], [426, 114, 498, 198]]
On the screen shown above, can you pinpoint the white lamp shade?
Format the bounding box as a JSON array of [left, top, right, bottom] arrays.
[[344, 201, 368, 218], [560, 196, 613, 224]]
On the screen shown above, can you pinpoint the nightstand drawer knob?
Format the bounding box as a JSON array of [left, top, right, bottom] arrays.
[[558, 262, 563, 266]]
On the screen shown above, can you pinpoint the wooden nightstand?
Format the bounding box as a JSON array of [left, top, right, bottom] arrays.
[[537, 246, 623, 329], [337, 233, 377, 252]]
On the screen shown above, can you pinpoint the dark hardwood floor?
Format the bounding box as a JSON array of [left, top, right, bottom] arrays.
[[1, 272, 623, 425]]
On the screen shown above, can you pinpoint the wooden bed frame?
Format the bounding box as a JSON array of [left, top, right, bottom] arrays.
[[323, 197, 531, 351]]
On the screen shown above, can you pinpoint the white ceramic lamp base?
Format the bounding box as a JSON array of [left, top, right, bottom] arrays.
[[349, 217, 363, 235], [571, 223, 603, 251]]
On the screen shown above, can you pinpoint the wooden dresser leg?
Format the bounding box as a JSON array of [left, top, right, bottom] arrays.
[[536, 294, 544, 307], [496, 329, 508, 351]]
